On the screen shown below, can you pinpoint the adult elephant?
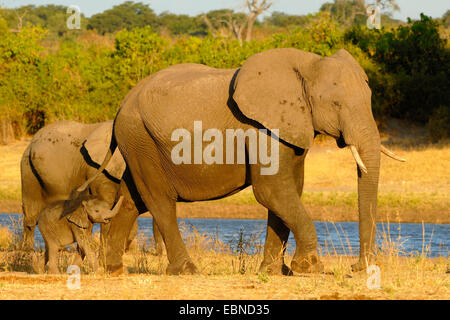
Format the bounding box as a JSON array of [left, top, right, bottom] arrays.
[[78, 48, 404, 276], [20, 120, 163, 253]]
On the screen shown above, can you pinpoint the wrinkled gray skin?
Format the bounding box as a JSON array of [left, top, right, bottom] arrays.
[[79, 48, 403, 275], [20, 121, 151, 253], [39, 196, 123, 273]]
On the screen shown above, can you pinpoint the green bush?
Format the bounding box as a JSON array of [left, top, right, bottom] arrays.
[[345, 14, 450, 126], [0, 13, 448, 140]]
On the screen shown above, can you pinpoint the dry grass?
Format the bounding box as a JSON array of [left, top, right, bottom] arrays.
[[0, 218, 448, 300], [0, 140, 25, 201], [0, 226, 14, 250]]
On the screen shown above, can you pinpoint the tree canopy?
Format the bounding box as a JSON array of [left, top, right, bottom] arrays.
[[87, 1, 158, 34]]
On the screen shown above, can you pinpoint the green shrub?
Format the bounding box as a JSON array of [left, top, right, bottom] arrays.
[[345, 14, 450, 125], [0, 13, 448, 138]]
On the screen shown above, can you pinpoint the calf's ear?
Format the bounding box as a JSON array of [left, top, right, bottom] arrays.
[[61, 188, 89, 219], [67, 208, 90, 229]]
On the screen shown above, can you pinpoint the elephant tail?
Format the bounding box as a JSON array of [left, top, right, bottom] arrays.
[[77, 132, 118, 193]]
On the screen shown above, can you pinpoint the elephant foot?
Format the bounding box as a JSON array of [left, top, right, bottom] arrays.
[[107, 263, 124, 277], [166, 259, 198, 275], [291, 254, 324, 274], [351, 258, 371, 272], [45, 265, 60, 274], [259, 260, 293, 276]]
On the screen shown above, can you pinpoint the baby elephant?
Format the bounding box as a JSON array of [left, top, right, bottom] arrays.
[[39, 196, 124, 274]]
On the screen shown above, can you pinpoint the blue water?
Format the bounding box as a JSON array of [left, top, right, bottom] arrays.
[[1, 214, 448, 257]]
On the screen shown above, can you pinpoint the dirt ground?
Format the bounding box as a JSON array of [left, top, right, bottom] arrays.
[[0, 255, 448, 300]]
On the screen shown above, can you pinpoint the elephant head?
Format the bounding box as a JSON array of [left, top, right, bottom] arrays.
[[233, 48, 405, 270], [67, 196, 124, 228]]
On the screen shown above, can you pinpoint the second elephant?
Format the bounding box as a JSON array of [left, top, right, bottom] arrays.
[[20, 120, 146, 252]]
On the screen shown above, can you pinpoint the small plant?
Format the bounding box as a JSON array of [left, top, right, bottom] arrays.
[[229, 227, 264, 275], [258, 271, 270, 283]]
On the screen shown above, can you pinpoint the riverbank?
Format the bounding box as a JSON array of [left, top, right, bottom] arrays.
[[1, 125, 449, 224]]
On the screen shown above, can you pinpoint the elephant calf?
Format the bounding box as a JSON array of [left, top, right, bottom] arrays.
[[38, 196, 123, 274]]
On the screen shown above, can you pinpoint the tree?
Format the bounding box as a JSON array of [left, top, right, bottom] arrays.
[[442, 10, 450, 28], [204, 1, 273, 42], [0, 5, 86, 37], [201, 9, 247, 43], [0, 117, 15, 144], [320, 0, 400, 26], [158, 12, 202, 35], [264, 11, 308, 28], [244, 0, 272, 41], [87, 1, 158, 34]]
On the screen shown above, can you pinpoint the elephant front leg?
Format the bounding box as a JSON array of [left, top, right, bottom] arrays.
[[251, 148, 323, 275], [21, 224, 36, 251], [259, 210, 292, 275], [72, 245, 85, 267], [45, 244, 60, 274], [253, 189, 323, 274], [76, 236, 99, 273]]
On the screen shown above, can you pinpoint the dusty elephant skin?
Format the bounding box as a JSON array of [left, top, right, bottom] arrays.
[[20, 120, 143, 254], [77, 48, 405, 276], [38, 196, 124, 273]]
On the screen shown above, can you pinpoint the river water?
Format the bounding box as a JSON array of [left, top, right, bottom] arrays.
[[1, 213, 448, 257]]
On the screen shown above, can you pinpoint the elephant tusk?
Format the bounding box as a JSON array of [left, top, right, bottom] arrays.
[[380, 145, 406, 162], [349, 145, 368, 174]]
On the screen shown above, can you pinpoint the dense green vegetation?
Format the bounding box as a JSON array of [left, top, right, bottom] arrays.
[[0, 2, 448, 141]]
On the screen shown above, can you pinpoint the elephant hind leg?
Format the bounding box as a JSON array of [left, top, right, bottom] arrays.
[[21, 155, 47, 251], [21, 199, 46, 252], [118, 133, 196, 275], [128, 161, 196, 275]]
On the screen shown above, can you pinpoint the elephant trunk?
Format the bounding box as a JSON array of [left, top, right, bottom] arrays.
[[355, 136, 380, 270], [106, 196, 124, 220], [342, 115, 381, 271]]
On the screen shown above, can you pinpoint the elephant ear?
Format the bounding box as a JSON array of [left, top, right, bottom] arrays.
[[332, 49, 368, 81], [83, 121, 126, 180], [67, 207, 90, 229], [233, 48, 319, 149]]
